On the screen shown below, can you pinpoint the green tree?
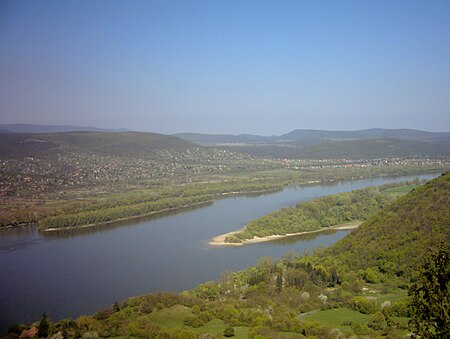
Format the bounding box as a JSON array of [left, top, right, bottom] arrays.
[[408, 242, 450, 338], [38, 313, 50, 338], [276, 273, 283, 292]]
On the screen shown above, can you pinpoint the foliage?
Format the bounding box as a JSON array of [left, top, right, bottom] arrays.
[[326, 172, 450, 279], [408, 242, 450, 338], [37, 313, 50, 338]]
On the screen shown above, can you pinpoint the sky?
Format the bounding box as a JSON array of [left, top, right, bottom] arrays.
[[1, 0, 449, 135]]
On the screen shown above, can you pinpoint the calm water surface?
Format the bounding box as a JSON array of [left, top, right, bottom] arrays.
[[0, 173, 438, 332]]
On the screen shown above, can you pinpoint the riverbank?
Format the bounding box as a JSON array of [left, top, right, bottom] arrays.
[[42, 200, 214, 232], [41, 188, 284, 232], [208, 221, 362, 246]]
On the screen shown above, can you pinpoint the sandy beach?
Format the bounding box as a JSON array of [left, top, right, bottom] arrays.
[[208, 221, 361, 247]]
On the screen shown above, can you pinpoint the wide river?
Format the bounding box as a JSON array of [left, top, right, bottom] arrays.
[[0, 173, 438, 333]]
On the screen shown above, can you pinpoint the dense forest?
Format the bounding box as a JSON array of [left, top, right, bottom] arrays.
[[9, 172, 449, 338], [224, 181, 419, 243]]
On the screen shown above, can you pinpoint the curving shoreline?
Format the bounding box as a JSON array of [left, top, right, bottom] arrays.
[[42, 200, 214, 232], [40, 188, 283, 232], [208, 221, 362, 247]]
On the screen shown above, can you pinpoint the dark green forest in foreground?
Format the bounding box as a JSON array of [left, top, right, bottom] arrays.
[[9, 172, 449, 338]]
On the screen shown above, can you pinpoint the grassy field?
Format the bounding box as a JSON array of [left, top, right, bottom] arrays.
[[147, 305, 251, 338], [382, 185, 417, 195], [303, 308, 371, 328]]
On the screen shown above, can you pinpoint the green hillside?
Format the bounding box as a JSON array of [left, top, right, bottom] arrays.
[[0, 131, 197, 158], [324, 171, 450, 278]]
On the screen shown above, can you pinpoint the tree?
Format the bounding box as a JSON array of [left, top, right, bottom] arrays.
[[38, 313, 50, 338], [408, 242, 450, 338], [276, 273, 283, 292]]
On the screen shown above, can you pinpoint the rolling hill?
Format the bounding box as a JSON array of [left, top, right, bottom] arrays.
[[295, 138, 450, 159], [0, 131, 198, 158], [279, 128, 450, 143], [175, 128, 450, 146], [175, 128, 450, 159]]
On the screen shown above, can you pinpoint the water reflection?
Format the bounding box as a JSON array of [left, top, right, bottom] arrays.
[[264, 227, 352, 246], [41, 201, 213, 239]]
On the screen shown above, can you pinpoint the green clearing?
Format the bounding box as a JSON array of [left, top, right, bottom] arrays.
[[361, 285, 408, 308], [147, 304, 250, 338], [382, 185, 416, 195], [191, 320, 250, 339], [147, 304, 191, 328], [303, 308, 371, 328]]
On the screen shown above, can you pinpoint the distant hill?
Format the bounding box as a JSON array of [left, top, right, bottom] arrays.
[[175, 128, 450, 146], [326, 171, 450, 277], [221, 138, 450, 159], [296, 138, 450, 159], [177, 128, 450, 159], [173, 133, 276, 145], [0, 131, 198, 158], [280, 128, 450, 143], [0, 123, 128, 133]]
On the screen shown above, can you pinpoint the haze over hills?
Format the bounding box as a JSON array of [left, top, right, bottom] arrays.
[[175, 129, 450, 159], [175, 128, 450, 145], [173, 133, 277, 145], [1, 125, 449, 160], [0, 123, 129, 134]]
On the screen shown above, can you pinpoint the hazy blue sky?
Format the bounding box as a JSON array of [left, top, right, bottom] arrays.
[[1, 0, 449, 135]]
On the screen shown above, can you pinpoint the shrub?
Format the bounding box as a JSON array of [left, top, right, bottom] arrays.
[[223, 326, 235, 337], [351, 296, 376, 314]]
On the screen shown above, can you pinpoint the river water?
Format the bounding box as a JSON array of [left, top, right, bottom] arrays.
[[0, 173, 438, 333]]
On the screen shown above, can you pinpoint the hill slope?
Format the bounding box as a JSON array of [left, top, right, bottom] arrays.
[[0, 131, 198, 158], [325, 171, 450, 277]]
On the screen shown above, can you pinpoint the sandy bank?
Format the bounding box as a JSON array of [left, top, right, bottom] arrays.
[[208, 221, 361, 247]]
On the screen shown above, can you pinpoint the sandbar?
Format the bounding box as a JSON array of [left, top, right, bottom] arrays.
[[208, 221, 361, 247]]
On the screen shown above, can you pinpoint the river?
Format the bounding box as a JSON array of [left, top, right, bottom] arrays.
[[0, 173, 438, 333]]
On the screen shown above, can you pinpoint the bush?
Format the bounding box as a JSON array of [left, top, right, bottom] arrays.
[[183, 315, 206, 328], [139, 302, 153, 314], [351, 296, 376, 314], [223, 326, 235, 337]]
